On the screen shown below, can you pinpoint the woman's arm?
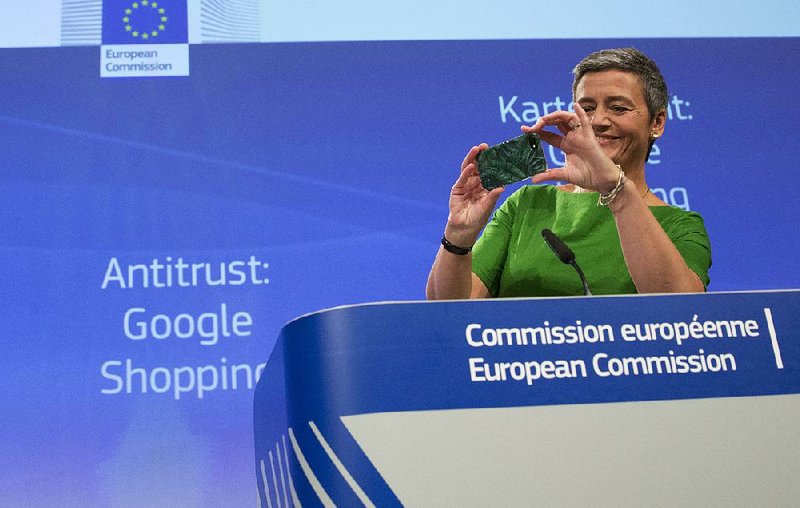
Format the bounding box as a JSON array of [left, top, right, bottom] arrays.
[[527, 104, 705, 293], [426, 145, 503, 300], [607, 181, 705, 292], [426, 248, 491, 300]]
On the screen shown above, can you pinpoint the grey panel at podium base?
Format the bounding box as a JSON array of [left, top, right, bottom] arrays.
[[254, 290, 800, 506]]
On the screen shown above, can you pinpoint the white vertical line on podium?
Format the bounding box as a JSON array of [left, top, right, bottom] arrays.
[[283, 435, 302, 507], [764, 308, 784, 369], [308, 420, 376, 507], [276, 441, 290, 507], [289, 427, 335, 507], [260, 459, 274, 508], [269, 451, 283, 508]]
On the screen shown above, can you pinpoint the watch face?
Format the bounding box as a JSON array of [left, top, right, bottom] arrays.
[[476, 132, 547, 190]]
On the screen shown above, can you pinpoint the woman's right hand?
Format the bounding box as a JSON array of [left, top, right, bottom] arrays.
[[444, 144, 505, 247]]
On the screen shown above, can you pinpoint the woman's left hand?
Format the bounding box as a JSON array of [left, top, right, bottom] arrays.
[[522, 103, 619, 193]]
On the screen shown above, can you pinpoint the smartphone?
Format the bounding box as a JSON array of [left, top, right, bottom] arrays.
[[475, 132, 547, 190]]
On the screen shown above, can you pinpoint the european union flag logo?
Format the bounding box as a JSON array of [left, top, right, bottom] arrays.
[[102, 0, 188, 44]]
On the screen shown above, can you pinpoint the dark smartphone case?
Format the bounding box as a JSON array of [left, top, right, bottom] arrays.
[[475, 132, 547, 190]]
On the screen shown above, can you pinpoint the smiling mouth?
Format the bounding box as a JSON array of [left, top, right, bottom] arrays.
[[595, 136, 618, 146]]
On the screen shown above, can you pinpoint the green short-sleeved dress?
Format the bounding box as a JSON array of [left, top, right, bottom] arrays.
[[471, 185, 712, 297]]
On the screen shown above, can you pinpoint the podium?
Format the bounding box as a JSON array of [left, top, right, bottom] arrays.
[[254, 291, 800, 506]]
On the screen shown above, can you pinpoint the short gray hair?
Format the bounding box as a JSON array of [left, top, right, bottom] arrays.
[[572, 48, 668, 120]]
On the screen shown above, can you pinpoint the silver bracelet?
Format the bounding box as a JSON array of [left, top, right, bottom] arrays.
[[597, 165, 626, 206]]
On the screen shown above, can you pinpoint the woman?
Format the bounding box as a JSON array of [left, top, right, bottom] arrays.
[[426, 48, 711, 299]]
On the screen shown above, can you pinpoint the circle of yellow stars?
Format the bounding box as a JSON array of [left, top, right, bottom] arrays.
[[122, 1, 168, 40]]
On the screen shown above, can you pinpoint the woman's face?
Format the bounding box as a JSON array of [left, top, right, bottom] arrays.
[[574, 70, 665, 171]]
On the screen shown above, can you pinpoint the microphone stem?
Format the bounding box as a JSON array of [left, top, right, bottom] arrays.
[[569, 260, 592, 296]]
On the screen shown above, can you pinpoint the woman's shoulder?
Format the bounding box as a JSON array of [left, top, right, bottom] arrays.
[[504, 184, 558, 210], [508, 183, 594, 210], [510, 183, 570, 200], [650, 203, 705, 220], [650, 204, 708, 239]]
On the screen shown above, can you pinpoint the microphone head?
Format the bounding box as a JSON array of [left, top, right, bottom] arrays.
[[541, 229, 575, 264]]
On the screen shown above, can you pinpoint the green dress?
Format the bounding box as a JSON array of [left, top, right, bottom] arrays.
[[472, 185, 712, 297]]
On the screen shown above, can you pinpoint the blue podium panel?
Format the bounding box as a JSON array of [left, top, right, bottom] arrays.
[[254, 291, 800, 506]]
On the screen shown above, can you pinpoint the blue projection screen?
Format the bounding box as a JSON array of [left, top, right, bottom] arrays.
[[1, 1, 799, 504]]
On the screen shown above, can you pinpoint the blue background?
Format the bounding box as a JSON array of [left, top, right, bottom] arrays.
[[1, 36, 799, 505]]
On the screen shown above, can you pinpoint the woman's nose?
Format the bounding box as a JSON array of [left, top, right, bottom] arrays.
[[590, 110, 611, 128]]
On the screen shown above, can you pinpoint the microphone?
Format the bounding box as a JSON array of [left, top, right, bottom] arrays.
[[541, 229, 592, 296]]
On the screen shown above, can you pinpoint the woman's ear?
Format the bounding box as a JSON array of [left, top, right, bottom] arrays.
[[651, 108, 667, 138]]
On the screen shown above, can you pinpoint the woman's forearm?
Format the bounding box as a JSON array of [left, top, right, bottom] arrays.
[[610, 181, 704, 293], [425, 247, 475, 300]]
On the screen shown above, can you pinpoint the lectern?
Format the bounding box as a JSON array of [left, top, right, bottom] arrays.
[[255, 291, 800, 506]]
